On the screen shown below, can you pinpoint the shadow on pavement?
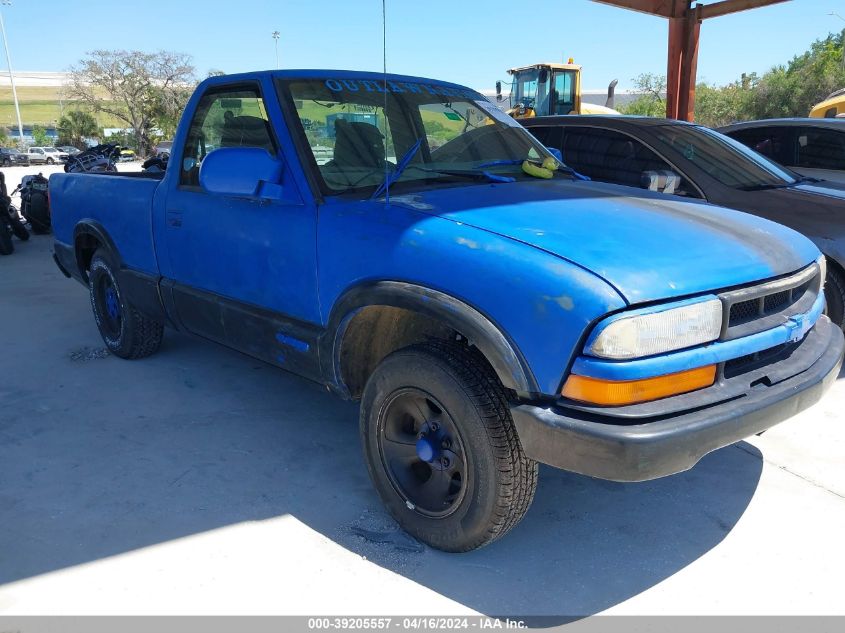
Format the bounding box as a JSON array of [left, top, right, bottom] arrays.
[[1, 237, 763, 622], [2, 337, 763, 622]]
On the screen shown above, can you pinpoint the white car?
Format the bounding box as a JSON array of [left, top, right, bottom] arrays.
[[26, 146, 69, 165]]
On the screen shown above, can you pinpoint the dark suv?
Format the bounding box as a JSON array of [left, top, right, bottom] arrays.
[[0, 147, 29, 166]]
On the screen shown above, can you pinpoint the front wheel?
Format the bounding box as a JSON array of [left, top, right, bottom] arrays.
[[824, 263, 845, 330], [88, 249, 164, 359], [360, 341, 538, 552]]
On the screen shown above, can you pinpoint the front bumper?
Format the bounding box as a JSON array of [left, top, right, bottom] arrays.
[[510, 316, 844, 482]]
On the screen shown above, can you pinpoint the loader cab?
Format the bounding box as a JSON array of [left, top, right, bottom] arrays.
[[504, 63, 581, 118]]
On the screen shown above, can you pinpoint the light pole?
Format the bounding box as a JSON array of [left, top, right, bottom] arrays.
[[0, 0, 24, 149], [272, 31, 280, 69]]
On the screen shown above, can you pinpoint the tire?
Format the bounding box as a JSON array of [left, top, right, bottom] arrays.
[[0, 223, 13, 255], [2, 159, 9, 167], [9, 214, 29, 241], [46, 158, 54, 165], [88, 248, 164, 359], [824, 262, 845, 330], [360, 341, 538, 552]]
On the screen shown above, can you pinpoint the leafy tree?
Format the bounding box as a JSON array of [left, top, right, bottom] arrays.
[[66, 49, 196, 156], [619, 73, 666, 117], [31, 125, 51, 147], [56, 110, 99, 148]]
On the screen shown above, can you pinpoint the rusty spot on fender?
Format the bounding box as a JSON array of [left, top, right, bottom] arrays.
[[543, 294, 575, 310]]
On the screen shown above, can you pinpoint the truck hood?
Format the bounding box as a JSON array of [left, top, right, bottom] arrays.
[[400, 179, 818, 305]]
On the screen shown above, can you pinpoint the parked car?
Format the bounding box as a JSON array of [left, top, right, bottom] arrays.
[[57, 145, 82, 156], [0, 147, 29, 166], [522, 115, 845, 328], [155, 140, 173, 157], [26, 146, 67, 165], [50, 71, 843, 552], [118, 148, 137, 162], [44, 147, 69, 163], [719, 118, 845, 185]]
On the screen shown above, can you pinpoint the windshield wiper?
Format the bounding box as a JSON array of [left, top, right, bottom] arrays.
[[370, 137, 424, 200], [737, 182, 793, 191], [400, 165, 517, 184]]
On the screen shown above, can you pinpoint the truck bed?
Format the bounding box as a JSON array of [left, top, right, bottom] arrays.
[[50, 172, 162, 276]]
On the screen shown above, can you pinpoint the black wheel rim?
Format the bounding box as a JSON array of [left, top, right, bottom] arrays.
[[95, 274, 122, 337], [377, 388, 468, 518]]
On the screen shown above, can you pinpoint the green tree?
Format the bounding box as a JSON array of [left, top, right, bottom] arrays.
[[619, 73, 666, 117], [56, 110, 99, 148], [31, 125, 51, 146], [66, 49, 196, 156]]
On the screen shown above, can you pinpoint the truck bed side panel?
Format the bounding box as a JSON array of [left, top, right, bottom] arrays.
[[50, 173, 161, 275]]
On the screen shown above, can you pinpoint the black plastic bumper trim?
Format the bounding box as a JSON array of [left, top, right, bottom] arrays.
[[510, 317, 844, 482]]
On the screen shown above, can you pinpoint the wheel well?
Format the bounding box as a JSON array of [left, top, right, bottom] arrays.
[[75, 232, 103, 281], [338, 305, 497, 399]]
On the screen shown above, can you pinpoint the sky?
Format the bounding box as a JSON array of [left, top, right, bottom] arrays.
[[2, 0, 845, 91]]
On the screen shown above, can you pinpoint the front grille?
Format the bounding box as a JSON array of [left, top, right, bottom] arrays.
[[720, 263, 821, 339]]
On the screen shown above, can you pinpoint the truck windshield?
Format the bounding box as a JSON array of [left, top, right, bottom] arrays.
[[281, 77, 561, 195], [653, 124, 799, 190]]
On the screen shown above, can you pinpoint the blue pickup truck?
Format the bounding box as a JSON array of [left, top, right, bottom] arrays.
[[51, 70, 844, 551]]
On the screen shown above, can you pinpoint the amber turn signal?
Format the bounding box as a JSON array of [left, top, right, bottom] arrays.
[[562, 365, 717, 406]]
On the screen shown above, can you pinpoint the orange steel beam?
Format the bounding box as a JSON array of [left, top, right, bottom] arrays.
[[699, 0, 790, 20]]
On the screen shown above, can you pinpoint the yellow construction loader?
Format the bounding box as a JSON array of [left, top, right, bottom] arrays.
[[495, 61, 619, 118]]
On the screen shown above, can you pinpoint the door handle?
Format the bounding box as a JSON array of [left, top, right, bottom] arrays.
[[166, 210, 183, 228]]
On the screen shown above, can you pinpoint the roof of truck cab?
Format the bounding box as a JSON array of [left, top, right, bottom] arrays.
[[198, 69, 483, 94]]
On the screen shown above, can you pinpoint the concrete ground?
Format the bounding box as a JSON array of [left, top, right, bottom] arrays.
[[1, 227, 845, 620]]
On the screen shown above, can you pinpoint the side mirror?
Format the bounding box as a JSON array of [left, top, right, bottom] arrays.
[[495, 80, 502, 102], [546, 147, 563, 162], [199, 147, 283, 199], [538, 68, 549, 84]]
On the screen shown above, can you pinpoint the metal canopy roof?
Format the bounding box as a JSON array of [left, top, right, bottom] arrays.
[[591, 1, 792, 120], [594, 0, 789, 20]]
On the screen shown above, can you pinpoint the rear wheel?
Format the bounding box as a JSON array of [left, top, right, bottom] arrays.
[[88, 249, 164, 359], [360, 341, 537, 552], [824, 263, 845, 330], [9, 214, 29, 241], [46, 158, 54, 165]]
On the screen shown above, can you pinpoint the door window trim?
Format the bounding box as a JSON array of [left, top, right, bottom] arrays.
[[177, 80, 281, 192]]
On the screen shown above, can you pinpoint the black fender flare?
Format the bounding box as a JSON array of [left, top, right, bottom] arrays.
[[322, 281, 539, 396], [72, 220, 122, 280]]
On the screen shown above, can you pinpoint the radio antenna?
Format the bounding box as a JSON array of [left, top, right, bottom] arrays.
[[382, 0, 389, 204]]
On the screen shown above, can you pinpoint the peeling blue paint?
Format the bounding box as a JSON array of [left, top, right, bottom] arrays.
[[276, 333, 310, 352]]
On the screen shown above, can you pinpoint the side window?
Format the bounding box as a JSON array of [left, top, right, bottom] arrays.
[[525, 125, 562, 149], [728, 127, 790, 164], [797, 128, 845, 170], [562, 127, 699, 197], [180, 85, 276, 187], [825, 107, 838, 118]]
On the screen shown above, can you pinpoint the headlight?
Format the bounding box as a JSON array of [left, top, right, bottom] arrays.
[[589, 298, 723, 360]]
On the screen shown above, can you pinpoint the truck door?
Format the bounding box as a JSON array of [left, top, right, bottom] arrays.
[[158, 81, 321, 377]]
